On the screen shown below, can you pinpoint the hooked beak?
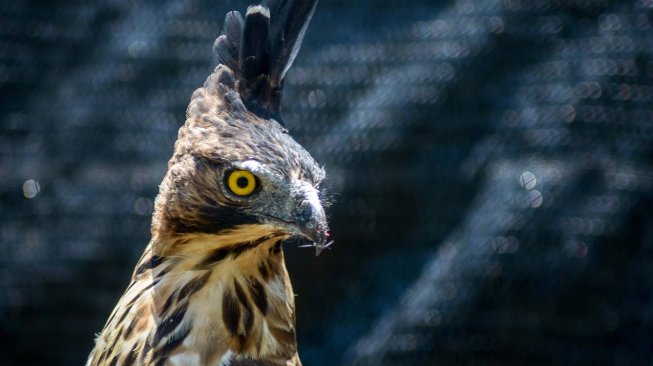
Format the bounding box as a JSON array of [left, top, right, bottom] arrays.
[[295, 196, 331, 256], [263, 183, 331, 256]]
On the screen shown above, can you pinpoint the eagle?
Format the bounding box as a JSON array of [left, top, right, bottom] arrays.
[[87, 1, 328, 365]]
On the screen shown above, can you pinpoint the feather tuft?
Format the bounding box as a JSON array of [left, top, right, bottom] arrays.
[[211, 0, 319, 122], [240, 5, 272, 83], [213, 11, 244, 73]]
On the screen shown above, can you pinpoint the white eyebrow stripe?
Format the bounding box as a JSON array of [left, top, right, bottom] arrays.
[[234, 159, 287, 187], [236, 159, 263, 172]]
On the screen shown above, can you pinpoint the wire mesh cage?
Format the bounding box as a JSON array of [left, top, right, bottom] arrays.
[[1, 0, 652, 365]]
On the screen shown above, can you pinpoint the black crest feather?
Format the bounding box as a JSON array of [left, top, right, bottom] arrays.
[[213, 11, 244, 74], [213, 0, 319, 122]]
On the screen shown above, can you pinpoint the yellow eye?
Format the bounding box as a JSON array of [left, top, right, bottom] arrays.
[[226, 170, 258, 196]]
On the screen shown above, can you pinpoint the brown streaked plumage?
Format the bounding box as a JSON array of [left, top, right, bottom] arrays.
[[87, 1, 327, 365]]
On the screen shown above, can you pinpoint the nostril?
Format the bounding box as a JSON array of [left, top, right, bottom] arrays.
[[299, 204, 313, 223]]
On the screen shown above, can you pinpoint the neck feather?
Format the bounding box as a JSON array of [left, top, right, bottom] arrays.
[[89, 228, 301, 366]]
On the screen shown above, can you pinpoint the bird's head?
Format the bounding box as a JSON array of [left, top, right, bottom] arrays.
[[151, 1, 329, 255]]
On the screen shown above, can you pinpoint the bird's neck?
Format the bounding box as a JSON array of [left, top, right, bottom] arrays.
[[91, 227, 302, 366]]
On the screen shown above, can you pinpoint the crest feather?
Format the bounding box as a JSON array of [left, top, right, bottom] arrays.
[[212, 0, 320, 122]]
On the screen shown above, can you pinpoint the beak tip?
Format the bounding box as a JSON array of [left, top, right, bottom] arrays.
[[298, 225, 331, 257]]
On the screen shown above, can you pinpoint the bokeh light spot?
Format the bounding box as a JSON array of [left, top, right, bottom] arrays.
[[519, 171, 537, 190], [22, 179, 40, 199], [528, 189, 543, 208], [134, 197, 153, 215]]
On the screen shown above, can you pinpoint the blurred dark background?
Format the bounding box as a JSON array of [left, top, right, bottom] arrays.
[[2, 0, 653, 365]]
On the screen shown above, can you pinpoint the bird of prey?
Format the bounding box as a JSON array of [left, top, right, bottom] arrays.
[[87, 1, 328, 365]]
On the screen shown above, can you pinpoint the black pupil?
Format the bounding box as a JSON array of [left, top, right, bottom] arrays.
[[236, 176, 249, 189]]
